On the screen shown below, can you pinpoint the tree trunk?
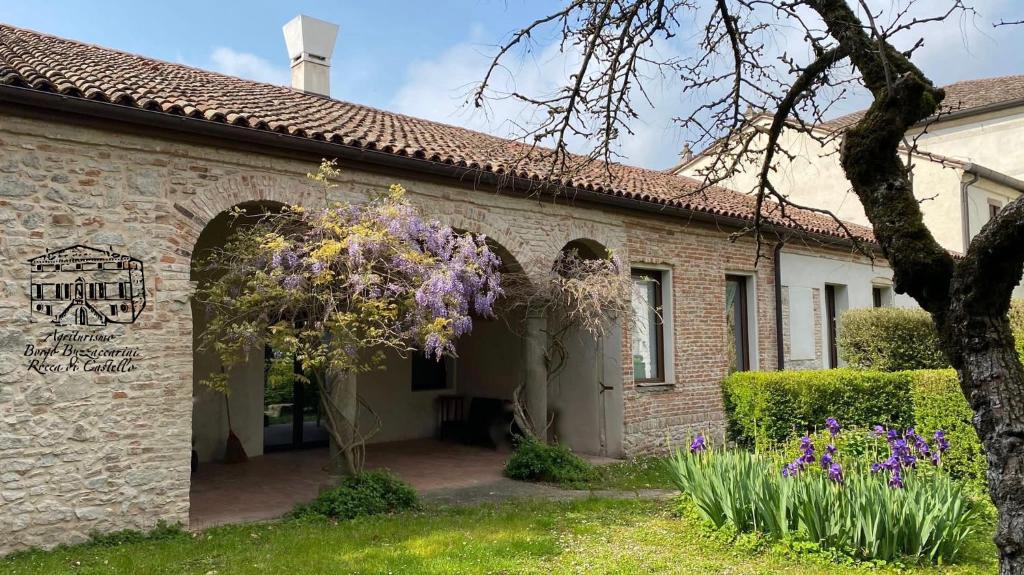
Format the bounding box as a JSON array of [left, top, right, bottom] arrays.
[[320, 369, 361, 478], [946, 299, 1024, 575]]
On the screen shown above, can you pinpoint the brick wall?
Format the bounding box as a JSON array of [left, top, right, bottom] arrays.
[[619, 216, 779, 454]]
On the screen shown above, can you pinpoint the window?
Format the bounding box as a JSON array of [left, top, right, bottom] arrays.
[[989, 199, 1003, 222], [872, 285, 893, 308], [411, 351, 448, 391], [825, 284, 848, 368], [725, 275, 751, 372], [631, 270, 665, 383]]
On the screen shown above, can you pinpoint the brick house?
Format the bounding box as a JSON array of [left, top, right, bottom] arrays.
[[0, 19, 879, 551]]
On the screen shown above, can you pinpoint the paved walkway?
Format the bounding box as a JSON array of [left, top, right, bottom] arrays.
[[189, 439, 660, 530]]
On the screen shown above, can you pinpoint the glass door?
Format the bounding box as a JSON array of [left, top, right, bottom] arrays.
[[263, 347, 329, 451]]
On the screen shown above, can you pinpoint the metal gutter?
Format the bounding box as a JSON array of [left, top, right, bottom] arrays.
[[0, 84, 864, 249], [961, 162, 1024, 193], [960, 171, 980, 253], [773, 239, 787, 371], [915, 97, 1024, 129]]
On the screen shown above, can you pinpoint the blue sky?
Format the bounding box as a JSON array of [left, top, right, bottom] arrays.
[[3, 1, 1023, 170]]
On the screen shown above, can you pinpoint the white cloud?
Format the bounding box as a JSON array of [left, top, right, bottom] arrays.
[[208, 47, 289, 86], [391, 36, 688, 170], [390, 2, 1024, 171]]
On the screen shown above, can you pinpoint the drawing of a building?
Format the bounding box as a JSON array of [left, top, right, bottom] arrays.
[[29, 245, 146, 326]]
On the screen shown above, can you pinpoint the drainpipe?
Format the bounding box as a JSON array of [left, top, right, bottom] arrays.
[[773, 239, 787, 371], [961, 171, 979, 253]]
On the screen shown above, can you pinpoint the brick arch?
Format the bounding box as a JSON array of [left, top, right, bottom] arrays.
[[550, 221, 622, 260], [172, 172, 324, 263], [560, 238, 612, 260]]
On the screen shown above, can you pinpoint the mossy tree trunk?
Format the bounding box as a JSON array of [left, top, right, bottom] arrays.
[[809, 2, 1024, 571]]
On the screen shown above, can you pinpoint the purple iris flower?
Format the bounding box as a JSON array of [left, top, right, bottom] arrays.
[[889, 470, 904, 489], [828, 463, 844, 484], [825, 417, 840, 437], [782, 462, 802, 478], [871, 463, 882, 474], [690, 434, 707, 454], [935, 430, 950, 452], [820, 452, 833, 469], [872, 425, 886, 437]]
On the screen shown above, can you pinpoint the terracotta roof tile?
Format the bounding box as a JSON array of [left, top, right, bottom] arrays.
[[0, 23, 874, 244], [820, 75, 1024, 131]]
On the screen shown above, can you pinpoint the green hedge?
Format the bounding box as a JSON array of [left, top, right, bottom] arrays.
[[839, 300, 1024, 372], [723, 369, 915, 447], [723, 369, 985, 482], [911, 370, 987, 482], [838, 308, 948, 371]]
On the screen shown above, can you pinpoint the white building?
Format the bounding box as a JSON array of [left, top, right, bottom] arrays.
[[675, 76, 1024, 368]]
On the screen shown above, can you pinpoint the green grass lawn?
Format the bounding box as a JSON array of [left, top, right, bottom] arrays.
[[1, 498, 997, 575], [586, 456, 676, 490]]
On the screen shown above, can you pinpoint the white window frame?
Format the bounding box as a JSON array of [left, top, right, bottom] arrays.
[[631, 265, 675, 388], [725, 271, 759, 371]]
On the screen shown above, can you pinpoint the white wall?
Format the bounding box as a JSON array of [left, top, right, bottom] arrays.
[[191, 303, 265, 463], [679, 117, 987, 254], [359, 351, 452, 445], [781, 249, 915, 370], [912, 108, 1024, 179]]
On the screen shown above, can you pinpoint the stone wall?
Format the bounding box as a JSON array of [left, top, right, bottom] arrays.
[[0, 110, 790, 551]]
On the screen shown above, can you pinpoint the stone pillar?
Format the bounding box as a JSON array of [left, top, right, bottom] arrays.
[[523, 309, 548, 440]]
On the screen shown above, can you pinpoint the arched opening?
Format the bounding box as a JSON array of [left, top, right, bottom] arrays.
[[188, 210, 535, 527], [189, 201, 336, 529], [547, 239, 625, 457], [190, 202, 298, 468], [357, 235, 528, 449]]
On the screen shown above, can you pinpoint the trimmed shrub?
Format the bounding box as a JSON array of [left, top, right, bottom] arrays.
[[292, 470, 418, 520], [723, 369, 914, 447], [838, 308, 948, 371], [839, 300, 1024, 372], [911, 370, 986, 483], [504, 437, 596, 486]]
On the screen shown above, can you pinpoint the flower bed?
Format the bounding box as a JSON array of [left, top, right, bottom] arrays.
[[670, 420, 977, 564]]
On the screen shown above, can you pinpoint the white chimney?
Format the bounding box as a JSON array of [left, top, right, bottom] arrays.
[[282, 15, 339, 97]]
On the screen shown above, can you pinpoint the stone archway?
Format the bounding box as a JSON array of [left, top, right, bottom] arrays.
[[547, 238, 625, 457]]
